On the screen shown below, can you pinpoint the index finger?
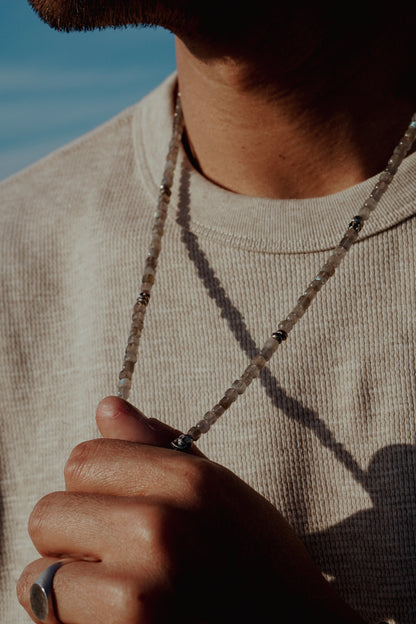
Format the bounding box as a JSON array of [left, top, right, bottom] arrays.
[[64, 438, 210, 498]]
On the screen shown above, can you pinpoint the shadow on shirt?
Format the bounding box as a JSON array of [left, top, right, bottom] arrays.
[[304, 443, 416, 622], [176, 159, 416, 623]]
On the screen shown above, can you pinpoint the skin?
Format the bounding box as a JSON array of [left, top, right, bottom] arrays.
[[18, 397, 365, 624], [18, 1, 416, 621], [27, 0, 416, 197]]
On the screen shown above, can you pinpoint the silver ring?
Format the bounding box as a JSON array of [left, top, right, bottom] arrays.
[[30, 561, 64, 621]]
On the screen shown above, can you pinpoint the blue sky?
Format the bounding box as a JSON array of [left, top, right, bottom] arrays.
[[1, 3, 176, 180]]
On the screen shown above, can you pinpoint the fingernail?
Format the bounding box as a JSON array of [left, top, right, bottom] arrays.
[[98, 397, 146, 421]]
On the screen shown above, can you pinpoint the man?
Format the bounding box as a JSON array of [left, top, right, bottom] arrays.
[[1, 1, 415, 622]]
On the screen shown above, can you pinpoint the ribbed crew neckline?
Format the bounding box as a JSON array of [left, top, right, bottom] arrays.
[[134, 73, 416, 254]]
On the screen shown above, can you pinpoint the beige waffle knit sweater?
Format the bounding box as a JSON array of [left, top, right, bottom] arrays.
[[1, 74, 415, 623]]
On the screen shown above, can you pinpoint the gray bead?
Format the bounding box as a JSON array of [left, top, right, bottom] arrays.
[[203, 410, 218, 425], [188, 426, 202, 440], [196, 419, 210, 433], [370, 181, 388, 202], [219, 388, 239, 409], [212, 403, 226, 417], [251, 354, 266, 370], [231, 379, 247, 394], [339, 232, 356, 251], [260, 337, 279, 361]]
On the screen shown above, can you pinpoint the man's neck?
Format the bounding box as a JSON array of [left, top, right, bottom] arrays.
[[175, 37, 415, 200]]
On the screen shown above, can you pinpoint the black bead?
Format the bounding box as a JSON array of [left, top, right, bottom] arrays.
[[272, 330, 288, 343], [348, 215, 363, 232], [160, 184, 172, 197], [171, 434, 193, 452], [137, 291, 151, 306]]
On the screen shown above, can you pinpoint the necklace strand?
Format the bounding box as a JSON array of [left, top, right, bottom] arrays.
[[117, 94, 416, 451]]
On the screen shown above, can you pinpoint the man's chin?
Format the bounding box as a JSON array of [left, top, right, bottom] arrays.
[[26, 0, 151, 32]]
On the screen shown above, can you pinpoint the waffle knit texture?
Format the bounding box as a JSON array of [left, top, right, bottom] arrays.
[[1, 74, 415, 623]]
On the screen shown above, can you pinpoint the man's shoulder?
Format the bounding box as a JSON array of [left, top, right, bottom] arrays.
[[0, 73, 177, 224], [1, 105, 133, 213]]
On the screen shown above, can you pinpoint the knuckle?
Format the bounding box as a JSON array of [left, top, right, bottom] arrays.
[[137, 503, 168, 546], [106, 562, 174, 623], [64, 439, 103, 487], [176, 456, 214, 504], [16, 564, 33, 606], [134, 504, 176, 570], [28, 493, 56, 541], [106, 577, 144, 624]]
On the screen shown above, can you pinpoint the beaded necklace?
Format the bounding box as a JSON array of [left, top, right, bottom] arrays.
[[117, 93, 416, 451]]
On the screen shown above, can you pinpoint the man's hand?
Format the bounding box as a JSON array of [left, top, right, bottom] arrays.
[[17, 397, 364, 623]]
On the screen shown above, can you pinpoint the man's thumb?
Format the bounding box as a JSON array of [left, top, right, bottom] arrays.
[[96, 396, 202, 454]]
